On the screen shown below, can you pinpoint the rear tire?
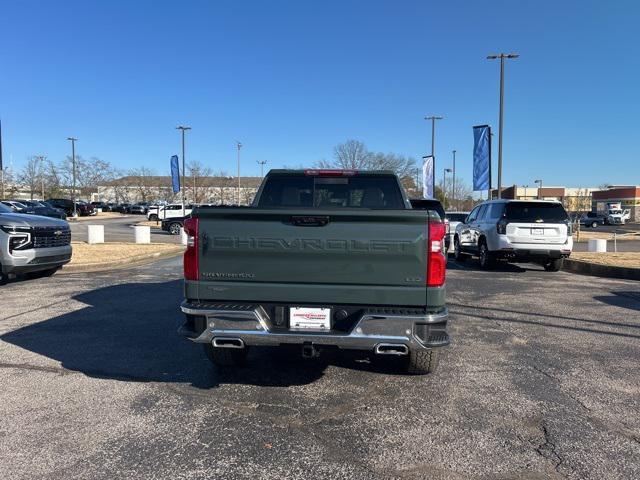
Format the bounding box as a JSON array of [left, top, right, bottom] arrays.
[[406, 349, 440, 375], [203, 344, 249, 367], [544, 258, 564, 272], [478, 241, 495, 270], [149, 214, 158, 221], [169, 222, 182, 235], [453, 236, 467, 262], [591, 221, 598, 228]]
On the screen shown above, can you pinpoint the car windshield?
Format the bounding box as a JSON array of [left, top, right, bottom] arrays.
[[504, 202, 568, 223], [445, 213, 468, 223], [0, 203, 13, 213]]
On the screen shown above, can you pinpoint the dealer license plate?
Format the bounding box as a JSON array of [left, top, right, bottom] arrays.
[[289, 307, 331, 331], [531, 228, 544, 236]]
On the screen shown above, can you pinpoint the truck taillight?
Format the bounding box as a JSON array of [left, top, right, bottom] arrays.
[[427, 220, 446, 287], [183, 217, 199, 281]]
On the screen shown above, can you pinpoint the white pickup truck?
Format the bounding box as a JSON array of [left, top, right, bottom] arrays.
[[147, 204, 193, 221], [607, 208, 631, 225]]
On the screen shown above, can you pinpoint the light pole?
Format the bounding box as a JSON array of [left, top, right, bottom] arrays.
[[66, 137, 77, 217], [451, 150, 457, 210], [424, 115, 443, 195], [487, 53, 519, 198], [523, 184, 528, 200], [257, 160, 267, 178], [443, 168, 452, 209], [534, 179, 543, 199], [236, 141, 242, 204], [176, 125, 191, 216], [35, 155, 46, 200]]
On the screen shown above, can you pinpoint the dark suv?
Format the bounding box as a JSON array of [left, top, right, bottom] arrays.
[[46, 199, 95, 217], [90, 201, 111, 212]]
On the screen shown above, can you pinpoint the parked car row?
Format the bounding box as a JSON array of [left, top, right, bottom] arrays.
[[90, 201, 151, 214], [1, 200, 67, 220]]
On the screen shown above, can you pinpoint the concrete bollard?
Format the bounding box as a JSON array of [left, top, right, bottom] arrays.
[[134, 225, 151, 244], [180, 227, 188, 246], [87, 225, 104, 244], [587, 238, 607, 252]]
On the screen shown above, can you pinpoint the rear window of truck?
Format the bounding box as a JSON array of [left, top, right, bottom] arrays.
[[504, 202, 568, 223], [257, 175, 405, 209]]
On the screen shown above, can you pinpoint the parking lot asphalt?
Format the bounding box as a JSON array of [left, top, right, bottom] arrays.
[[1, 258, 639, 479], [69, 215, 181, 244]]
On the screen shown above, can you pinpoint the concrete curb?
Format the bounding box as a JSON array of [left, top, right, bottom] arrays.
[[59, 249, 184, 274], [563, 258, 640, 281]]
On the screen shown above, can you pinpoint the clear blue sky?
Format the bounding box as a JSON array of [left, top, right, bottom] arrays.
[[1, 0, 639, 188]]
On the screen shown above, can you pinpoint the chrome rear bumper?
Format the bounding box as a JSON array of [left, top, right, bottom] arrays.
[[179, 301, 449, 351]]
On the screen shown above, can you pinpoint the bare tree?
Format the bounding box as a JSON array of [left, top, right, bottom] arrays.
[[437, 176, 473, 211], [210, 171, 233, 205], [317, 140, 417, 179], [18, 157, 41, 200], [82, 157, 116, 189], [156, 176, 179, 204], [1, 165, 17, 200], [127, 167, 156, 203], [43, 160, 64, 199], [368, 152, 416, 178], [329, 140, 371, 169], [187, 160, 213, 204]]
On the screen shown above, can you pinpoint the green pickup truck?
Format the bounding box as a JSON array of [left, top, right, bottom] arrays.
[[179, 169, 449, 374]]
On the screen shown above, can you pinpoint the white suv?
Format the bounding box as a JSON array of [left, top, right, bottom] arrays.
[[453, 200, 573, 271], [147, 204, 193, 221]]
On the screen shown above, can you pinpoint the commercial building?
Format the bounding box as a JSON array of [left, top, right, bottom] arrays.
[[592, 186, 640, 222], [95, 175, 263, 205], [491, 185, 596, 212]]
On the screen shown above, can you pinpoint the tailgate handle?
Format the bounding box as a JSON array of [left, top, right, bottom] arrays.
[[290, 215, 330, 227]]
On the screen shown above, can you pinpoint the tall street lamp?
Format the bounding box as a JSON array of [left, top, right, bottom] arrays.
[[534, 179, 543, 199], [66, 137, 77, 217], [35, 155, 46, 200], [236, 142, 242, 204], [487, 53, 519, 198], [523, 184, 529, 200], [444, 168, 452, 209], [256, 160, 267, 178], [176, 125, 191, 217], [424, 115, 443, 195], [451, 150, 457, 210]]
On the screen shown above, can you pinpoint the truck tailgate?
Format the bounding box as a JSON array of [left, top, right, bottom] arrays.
[[192, 208, 429, 306]]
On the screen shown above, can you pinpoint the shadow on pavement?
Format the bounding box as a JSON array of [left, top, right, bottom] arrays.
[[450, 300, 640, 339], [1, 280, 405, 389], [593, 291, 640, 312], [446, 258, 530, 273]]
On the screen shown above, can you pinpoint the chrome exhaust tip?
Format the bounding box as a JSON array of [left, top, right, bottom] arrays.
[[212, 337, 245, 349], [374, 343, 409, 356]]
